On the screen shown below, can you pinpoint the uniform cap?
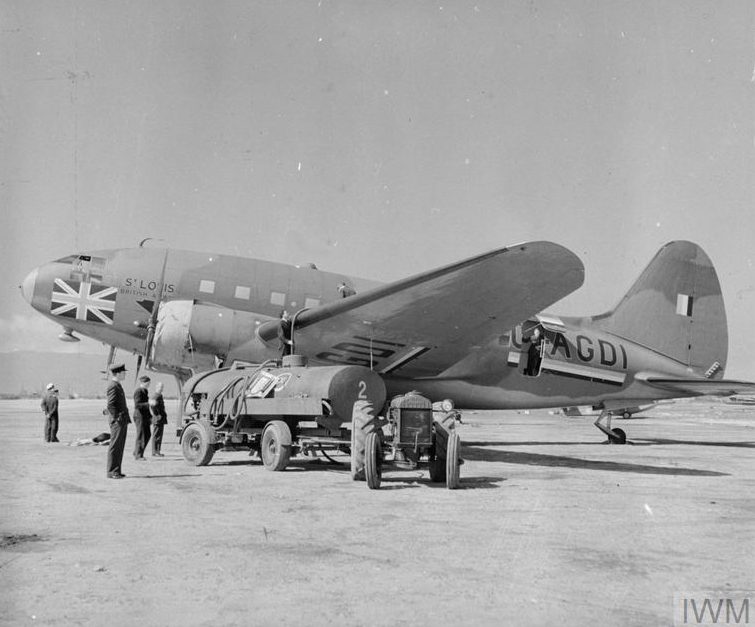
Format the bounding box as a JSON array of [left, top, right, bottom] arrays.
[[109, 363, 127, 374], [46, 382, 55, 390], [138, 375, 151, 383]]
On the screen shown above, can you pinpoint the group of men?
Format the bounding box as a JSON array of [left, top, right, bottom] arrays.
[[41, 366, 168, 478], [103, 363, 168, 479]]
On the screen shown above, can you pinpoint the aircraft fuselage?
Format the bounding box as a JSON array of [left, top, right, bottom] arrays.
[[20, 244, 732, 412]]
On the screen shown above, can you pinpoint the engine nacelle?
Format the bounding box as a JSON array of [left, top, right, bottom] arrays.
[[149, 300, 279, 374]]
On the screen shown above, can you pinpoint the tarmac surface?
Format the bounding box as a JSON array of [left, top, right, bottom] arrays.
[[1, 398, 753, 626]]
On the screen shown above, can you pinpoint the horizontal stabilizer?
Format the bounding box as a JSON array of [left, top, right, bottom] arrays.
[[638, 374, 755, 397]]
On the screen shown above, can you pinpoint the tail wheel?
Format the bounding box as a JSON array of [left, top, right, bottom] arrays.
[[350, 399, 378, 481], [609, 427, 627, 444], [365, 432, 382, 489], [182, 421, 216, 466], [261, 420, 292, 471], [445, 431, 461, 489], [621, 411, 631, 420]]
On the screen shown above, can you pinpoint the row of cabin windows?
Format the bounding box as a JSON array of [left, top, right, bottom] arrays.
[[197, 279, 320, 309]]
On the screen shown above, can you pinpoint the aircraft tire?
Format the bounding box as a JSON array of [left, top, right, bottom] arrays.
[[350, 399, 378, 481], [622, 411, 632, 420], [446, 431, 461, 489], [182, 421, 216, 466], [365, 432, 382, 489], [609, 427, 627, 444], [261, 420, 292, 471]]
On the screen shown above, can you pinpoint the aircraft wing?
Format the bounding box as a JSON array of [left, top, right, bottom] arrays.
[[638, 375, 755, 396], [264, 241, 584, 377]]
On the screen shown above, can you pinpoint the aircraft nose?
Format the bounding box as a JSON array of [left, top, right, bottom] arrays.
[[20, 267, 38, 304]]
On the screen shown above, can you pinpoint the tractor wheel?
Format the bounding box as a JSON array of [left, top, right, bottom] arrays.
[[261, 420, 292, 471], [350, 399, 378, 481], [428, 455, 446, 483], [365, 432, 382, 489], [445, 431, 461, 489], [429, 421, 449, 483], [182, 421, 216, 466]]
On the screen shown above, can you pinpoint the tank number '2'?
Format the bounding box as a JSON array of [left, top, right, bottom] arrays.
[[358, 381, 368, 399]]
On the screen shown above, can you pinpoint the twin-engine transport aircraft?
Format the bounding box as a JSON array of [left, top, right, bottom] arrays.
[[20, 240, 755, 443]]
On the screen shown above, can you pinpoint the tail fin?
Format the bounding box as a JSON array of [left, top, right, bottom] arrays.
[[594, 241, 728, 377]]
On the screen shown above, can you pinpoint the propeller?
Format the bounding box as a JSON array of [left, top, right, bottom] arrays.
[[134, 354, 143, 383], [138, 250, 169, 380]]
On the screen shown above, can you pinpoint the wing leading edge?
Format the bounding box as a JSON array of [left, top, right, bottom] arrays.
[[262, 241, 584, 376]]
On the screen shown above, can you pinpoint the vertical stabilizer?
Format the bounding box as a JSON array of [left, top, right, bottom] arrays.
[[595, 241, 728, 376]]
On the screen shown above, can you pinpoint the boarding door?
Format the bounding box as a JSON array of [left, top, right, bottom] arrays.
[[534, 316, 568, 377]]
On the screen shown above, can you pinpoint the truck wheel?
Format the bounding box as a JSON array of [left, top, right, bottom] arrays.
[[445, 431, 461, 489], [350, 399, 378, 481], [365, 432, 382, 489], [261, 420, 292, 471], [182, 421, 216, 466]]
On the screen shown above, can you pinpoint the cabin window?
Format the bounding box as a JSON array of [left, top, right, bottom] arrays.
[[235, 286, 251, 300], [305, 297, 320, 308], [199, 280, 215, 294], [270, 291, 286, 306]]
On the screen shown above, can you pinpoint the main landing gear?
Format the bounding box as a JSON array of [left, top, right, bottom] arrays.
[[594, 409, 627, 444]]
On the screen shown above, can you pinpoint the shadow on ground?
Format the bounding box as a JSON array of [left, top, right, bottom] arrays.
[[461, 445, 729, 476]]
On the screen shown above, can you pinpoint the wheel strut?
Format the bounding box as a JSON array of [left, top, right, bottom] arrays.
[[594, 409, 627, 444]]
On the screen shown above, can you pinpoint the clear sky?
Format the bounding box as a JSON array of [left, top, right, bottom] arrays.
[[1, 1, 754, 378]]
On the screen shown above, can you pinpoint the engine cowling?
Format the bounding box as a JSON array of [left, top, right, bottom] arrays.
[[149, 300, 279, 374]]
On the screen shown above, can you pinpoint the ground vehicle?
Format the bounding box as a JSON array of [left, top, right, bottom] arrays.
[[363, 391, 461, 490], [178, 356, 461, 489]]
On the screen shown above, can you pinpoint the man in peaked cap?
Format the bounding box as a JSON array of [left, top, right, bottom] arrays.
[[105, 364, 131, 478], [41, 383, 60, 442]]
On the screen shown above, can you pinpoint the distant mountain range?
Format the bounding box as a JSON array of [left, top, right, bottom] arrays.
[[0, 351, 179, 398]]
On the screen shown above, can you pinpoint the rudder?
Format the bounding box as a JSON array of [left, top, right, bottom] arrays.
[[594, 241, 728, 377]]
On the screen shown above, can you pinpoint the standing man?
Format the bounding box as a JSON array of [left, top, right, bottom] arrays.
[[149, 381, 168, 457], [106, 364, 130, 479], [132, 375, 151, 461], [525, 327, 544, 376], [40, 383, 60, 442]]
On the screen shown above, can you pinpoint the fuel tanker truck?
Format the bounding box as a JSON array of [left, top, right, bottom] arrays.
[[178, 354, 461, 489]]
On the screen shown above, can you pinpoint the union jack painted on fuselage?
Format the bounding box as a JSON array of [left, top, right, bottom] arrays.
[[50, 278, 117, 325]]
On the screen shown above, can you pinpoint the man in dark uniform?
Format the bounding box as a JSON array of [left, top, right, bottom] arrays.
[[132, 375, 151, 461], [525, 327, 544, 376], [106, 364, 131, 479], [149, 381, 168, 457], [41, 383, 60, 442]]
